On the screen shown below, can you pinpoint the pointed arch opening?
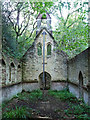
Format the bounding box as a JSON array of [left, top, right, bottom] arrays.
[[2, 59, 6, 66], [2, 59, 6, 85], [11, 62, 15, 68], [39, 72, 51, 90], [18, 64, 21, 68], [37, 42, 42, 56], [47, 43, 51, 55], [17, 64, 22, 82], [10, 62, 15, 83], [79, 71, 83, 98]]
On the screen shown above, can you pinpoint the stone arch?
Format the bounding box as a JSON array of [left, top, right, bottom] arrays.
[[36, 12, 52, 34], [10, 62, 15, 83], [37, 42, 42, 56], [2, 59, 6, 86], [47, 42, 51, 55], [37, 12, 51, 20], [39, 72, 51, 90], [79, 71, 83, 98]]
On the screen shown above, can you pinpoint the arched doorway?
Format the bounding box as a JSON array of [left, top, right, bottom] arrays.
[[39, 72, 51, 90], [79, 71, 83, 98]]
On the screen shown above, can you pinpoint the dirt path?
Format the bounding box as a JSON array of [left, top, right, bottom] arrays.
[[28, 90, 70, 120]]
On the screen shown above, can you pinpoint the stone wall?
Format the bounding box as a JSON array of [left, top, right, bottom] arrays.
[[1, 29, 89, 106], [22, 29, 68, 90], [68, 49, 88, 86], [68, 47, 89, 104], [2, 83, 22, 102], [0, 53, 22, 102]]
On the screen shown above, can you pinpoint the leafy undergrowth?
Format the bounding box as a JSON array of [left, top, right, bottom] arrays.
[[48, 90, 90, 119], [2, 89, 43, 119], [3, 106, 32, 119], [2, 89, 90, 119], [48, 89, 77, 102], [13, 89, 43, 101]]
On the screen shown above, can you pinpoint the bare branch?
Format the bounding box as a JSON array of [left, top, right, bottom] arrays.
[[25, 21, 37, 41], [67, 21, 77, 28], [19, 14, 30, 36], [64, 7, 82, 26]]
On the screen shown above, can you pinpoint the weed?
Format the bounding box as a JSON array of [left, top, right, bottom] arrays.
[[64, 103, 90, 119], [76, 114, 90, 119], [48, 89, 77, 102], [2, 106, 32, 119], [28, 89, 43, 101]]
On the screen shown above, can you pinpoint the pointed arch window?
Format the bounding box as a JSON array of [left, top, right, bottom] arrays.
[[47, 43, 51, 55], [79, 71, 83, 98], [10, 62, 15, 83], [2, 59, 6, 85], [37, 43, 42, 56]]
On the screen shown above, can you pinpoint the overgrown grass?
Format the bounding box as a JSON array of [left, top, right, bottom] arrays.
[[12, 89, 43, 101], [2, 89, 90, 119], [48, 89, 77, 102], [48, 89, 90, 119], [64, 103, 90, 119], [2, 106, 32, 119], [2, 89, 43, 119]]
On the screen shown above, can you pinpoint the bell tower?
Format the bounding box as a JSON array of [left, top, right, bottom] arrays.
[[36, 12, 52, 35]]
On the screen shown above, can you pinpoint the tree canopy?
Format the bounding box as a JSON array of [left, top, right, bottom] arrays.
[[2, 0, 89, 59], [52, 0, 88, 57]]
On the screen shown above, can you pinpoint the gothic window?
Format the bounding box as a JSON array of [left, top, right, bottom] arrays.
[[2, 59, 6, 85], [47, 43, 51, 55], [18, 64, 21, 68], [10, 62, 15, 83], [17, 64, 22, 82], [37, 43, 42, 56], [9, 66, 11, 82], [2, 59, 6, 66], [11, 62, 15, 67], [79, 71, 83, 98]]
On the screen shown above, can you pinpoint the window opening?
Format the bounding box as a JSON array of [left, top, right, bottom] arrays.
[[47, 43, 51, 55], [11, 62, 15, 67], [18, 65, 21, 68], [79, 71, 83, 98], [2, 59, 6, 66], [37, 43, 42, 56]]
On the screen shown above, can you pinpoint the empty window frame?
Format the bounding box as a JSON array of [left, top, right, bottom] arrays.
[[37, 43, 42, 56], [47, 43, 51, 55]]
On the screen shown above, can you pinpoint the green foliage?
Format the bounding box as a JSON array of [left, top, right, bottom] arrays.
[[64, 103, 90, 119], [2, 106, 32, 118], [2, 90, 90, 119], [48, 90, 77, 102], [53, 0, 88, 57], [2, 90, 42, 118], [29, 90, 43, 100], [42, 14, 47, 19], [2, 1, 53, 59], [2, 0, 88, 58], [12, 89, 43, 101], [48, 90, 90, 119], [2, 8, 17, 57], [31, 2, 53, 13]]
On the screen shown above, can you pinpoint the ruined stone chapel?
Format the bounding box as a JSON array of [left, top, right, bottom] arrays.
[[0, 12, 90, 105]]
